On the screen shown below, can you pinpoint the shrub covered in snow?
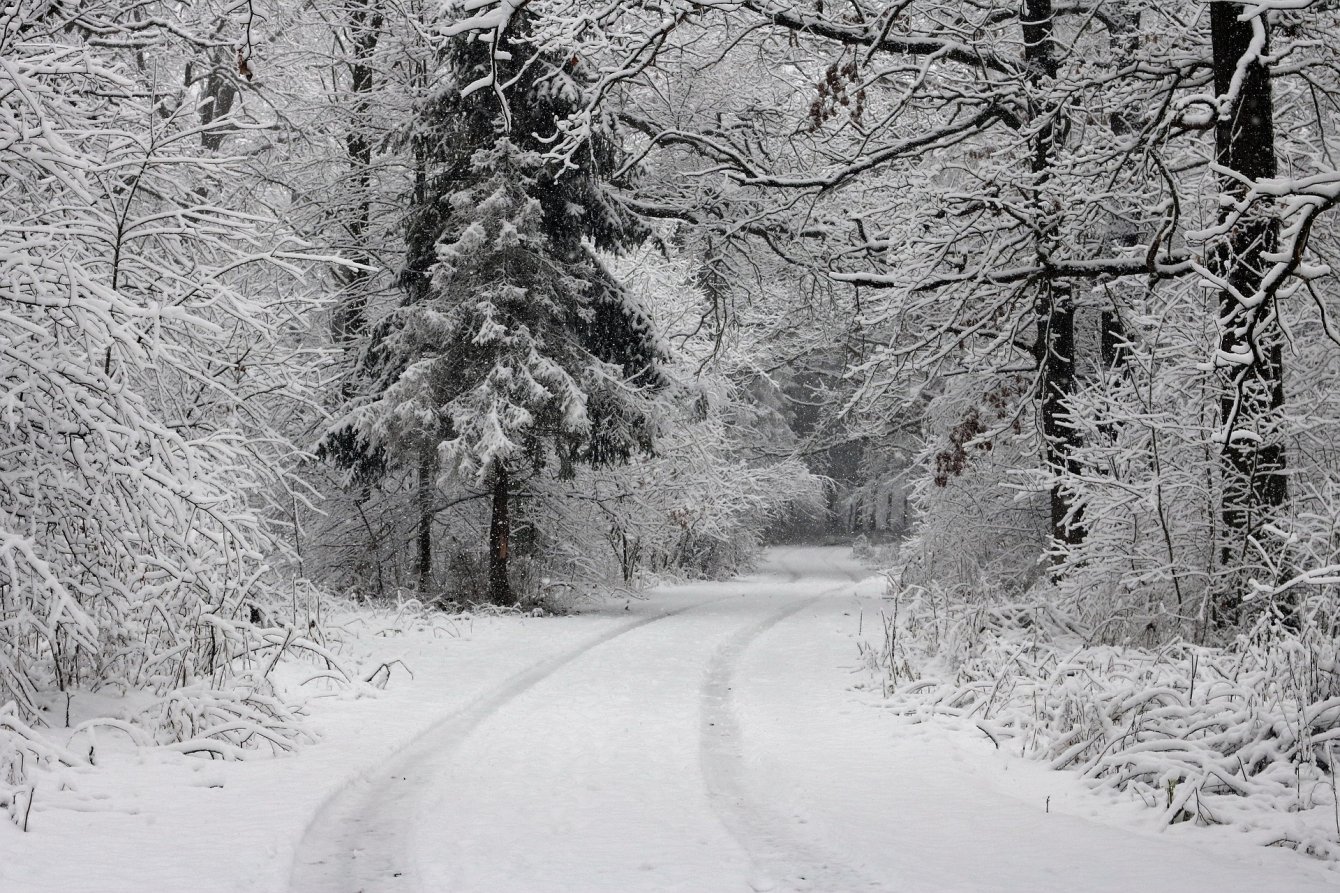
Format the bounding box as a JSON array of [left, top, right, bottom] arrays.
[[0, 2, 338, 813], [868, 581, 1340, 859]]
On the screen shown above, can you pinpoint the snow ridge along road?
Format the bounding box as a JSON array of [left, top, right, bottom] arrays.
[[290, 547, 1340, 893]]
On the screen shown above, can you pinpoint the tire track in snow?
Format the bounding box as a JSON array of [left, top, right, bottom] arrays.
[[700, 562, 885, 893], [289, 593, 737, 893]]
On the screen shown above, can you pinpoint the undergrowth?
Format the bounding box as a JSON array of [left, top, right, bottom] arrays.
[[1, 584, 561, 828], [865, 581, 1340, 860], [1, 581, 399, 828]]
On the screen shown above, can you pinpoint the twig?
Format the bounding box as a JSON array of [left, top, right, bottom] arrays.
[[363, 659, 413, 687], [21, 785, 35, 832]]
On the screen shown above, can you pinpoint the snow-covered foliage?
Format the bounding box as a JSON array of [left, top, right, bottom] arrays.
[[600, 241, 830, 581], [346, 139, 647, 484], [0, 0, 333, 803], [896, 374, 1050, 595], [868, 581, 1340, 859], [522, 399, 826, 587], [438, 0, 1340, 632], [318, 10, 665, 602], [1040, 285, 1227, 636]]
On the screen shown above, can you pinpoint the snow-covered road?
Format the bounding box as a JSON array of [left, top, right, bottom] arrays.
[[288, 547, 1338, 893], [8, 547, 1336, 891]]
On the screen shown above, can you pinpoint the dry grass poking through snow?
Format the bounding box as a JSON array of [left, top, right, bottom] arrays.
[[865, 583, 1340, 859], [1, 592, 484, 829]]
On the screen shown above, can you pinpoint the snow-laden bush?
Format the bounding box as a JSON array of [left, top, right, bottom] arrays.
[[0, 3, 335, 802], [1, 702, 82, 828], [895, 374, 1051, 597], [1040, 283, 1237, 638], [1031, 277, 1340, 640], [868, 581, 1340, 859]]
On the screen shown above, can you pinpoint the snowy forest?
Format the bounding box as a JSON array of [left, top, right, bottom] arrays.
[[5, 0, 1340, 886]]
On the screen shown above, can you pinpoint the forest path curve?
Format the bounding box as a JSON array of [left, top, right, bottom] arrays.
[[288, 547, 1340, 893]]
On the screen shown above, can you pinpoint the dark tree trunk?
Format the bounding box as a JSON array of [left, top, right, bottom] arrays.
[[1037, 285, 1084, 544], [1022, 0, 1084, 547], [488, 463, 515, 606], [416, 445, 436, 592], [1209, 3, 1285, 623], [331, 0, 383, 361], [1021, 0, 1060, 169], [1096, 2, 1141, 387], [197, 48, 238, 152], [1100, 311, 1128, 373]]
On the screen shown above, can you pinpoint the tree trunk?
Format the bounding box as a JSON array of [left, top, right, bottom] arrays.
[[1096, 2, 1142, 385], [488, 463, 515, 606], [1037, 285, 1084, 545], [1022, 0, 1084, 547], [197, 49, 238, 152], [1209, 2, 1285, 624], [331, 0, 383, 362], [416, 445, 436, 592]]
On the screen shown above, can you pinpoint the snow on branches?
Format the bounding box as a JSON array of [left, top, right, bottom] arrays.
[[872, 584, 1340, 859], [1, 0, 338, 799]]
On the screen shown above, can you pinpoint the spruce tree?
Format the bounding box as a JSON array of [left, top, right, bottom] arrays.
[[326, 15, 660, 604]]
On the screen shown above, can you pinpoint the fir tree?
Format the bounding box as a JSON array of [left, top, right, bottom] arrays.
[[325, 14, 661, 604]]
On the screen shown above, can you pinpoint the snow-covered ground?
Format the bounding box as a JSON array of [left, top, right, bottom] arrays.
[[4, 546, 1337, 892]]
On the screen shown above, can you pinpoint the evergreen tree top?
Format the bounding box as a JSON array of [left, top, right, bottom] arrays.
[[411, 8, 647, 259]]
